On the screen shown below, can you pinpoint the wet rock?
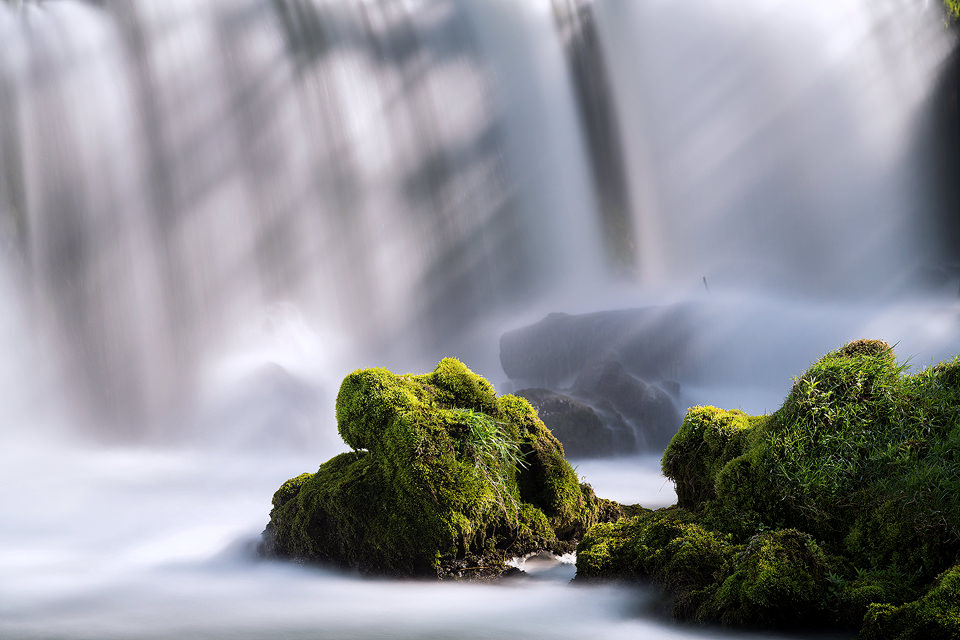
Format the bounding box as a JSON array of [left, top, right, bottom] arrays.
[[516, 388, 634, 458], [499, 306, 690, 455], [572, 358, 681, 450], [261, 358, 620, 578], [499, 305, 695, 389]]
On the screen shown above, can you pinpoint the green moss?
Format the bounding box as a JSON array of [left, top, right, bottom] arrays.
[[515, 503, 557, 549], [835, 567, 914, 629], [272, 472, 313, 509], [577, 507, 738, 619], [420, 358, 498, 415], [658, 522, 738, 619], [498, 393, 600, 540], [836, 339, 895, 360], [662, 406, 758, 509], [577, 507, 665, 580], [861, 566, 960, 640], [265, 451, 400, 567], [946, 0, 959, 21], [708, 529, 831, 627], [335, 368, 421, 451], [710, 445, 780, 537], [578, 339, 960, 636], [929, 357, 960, 389], [578, 510, 832, 627], [576, 519, 632, 579], [760, 340, 904, 529], [264, 358, 606, 577]]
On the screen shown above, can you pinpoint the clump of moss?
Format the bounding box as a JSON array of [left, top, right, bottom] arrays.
[[707, 529, 831, 627], [577, 508, 832, 626], [262, 358, 609, 577], [861, 566, 960, 640], [661, 406, 757, 509], [945, 0, 959, 21], [578, 340, 960, 636], [836, 567, 915, 629]]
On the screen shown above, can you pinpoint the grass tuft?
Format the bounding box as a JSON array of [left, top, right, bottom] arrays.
[[451, 407, 528, 518]]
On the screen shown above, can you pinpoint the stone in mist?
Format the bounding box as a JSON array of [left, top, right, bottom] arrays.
[[500, 306, 689, 456], [516, 388, 629, 458]]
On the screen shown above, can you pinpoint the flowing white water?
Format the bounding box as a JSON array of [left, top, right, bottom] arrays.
[[0, 0, 957, 638]]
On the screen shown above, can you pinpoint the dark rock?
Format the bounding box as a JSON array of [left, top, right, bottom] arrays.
[[517, 388, 634, 458], [499, 306, 690, 455], [499, 305, 695, 389], [572, 358, 681, 450]]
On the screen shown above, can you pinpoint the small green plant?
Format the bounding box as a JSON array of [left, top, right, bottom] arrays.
[[452, 408, 528, 469], [946, 0, 960, 21], [451, 408, 528, 518]]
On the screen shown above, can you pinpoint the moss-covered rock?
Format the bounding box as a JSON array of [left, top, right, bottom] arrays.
[[707, 529, 831, 627], [262, 358, 610, 577], [861, 566, 960, 640], [578, 508, 736, 607], [577, 340, 960, 636], [661, 406, 758, 509], [836, 567, 915, 630]]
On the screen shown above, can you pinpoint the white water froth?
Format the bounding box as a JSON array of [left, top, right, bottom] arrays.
[[1, 443, 844, 640]]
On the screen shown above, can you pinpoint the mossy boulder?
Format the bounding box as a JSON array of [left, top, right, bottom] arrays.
[[861, 566, 960, 640], [708, 529, 831, 627], [577, 508, 830, 625], [262, 358, 615, 577], [577, 340, 960, 636], [661, 406, 759, 509], [578, 506, 739, 618]]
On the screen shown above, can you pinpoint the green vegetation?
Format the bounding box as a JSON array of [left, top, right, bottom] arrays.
[[946, 0, 959, 21], [262, 358, 617, 577], [452, 407, 529, 518], [578, 340, 960, 637], [861, 566, 960, 639]]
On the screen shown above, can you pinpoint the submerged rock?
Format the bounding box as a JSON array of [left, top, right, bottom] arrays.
[[577, 339, 960, 637], [261, 358, 619, 578]]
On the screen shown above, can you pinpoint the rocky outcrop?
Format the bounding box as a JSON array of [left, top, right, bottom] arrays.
[[577, 340, 960, 637], [261, 358, 620, 578], [571, 358, 680, 450]]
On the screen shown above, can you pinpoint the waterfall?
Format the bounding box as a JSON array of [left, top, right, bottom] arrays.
[[2, 3, 959, 639], [0, 0, 955, 441]]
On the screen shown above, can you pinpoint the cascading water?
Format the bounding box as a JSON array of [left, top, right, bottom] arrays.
[[0, 0, 957, 638]]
